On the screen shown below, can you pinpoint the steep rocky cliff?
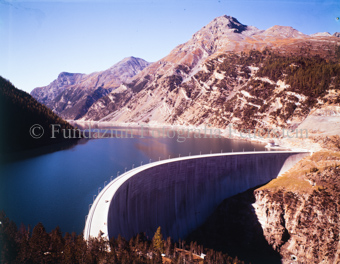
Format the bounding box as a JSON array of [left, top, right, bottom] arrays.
[[253, 152, 340, 263], [31, 57, 150, 119]]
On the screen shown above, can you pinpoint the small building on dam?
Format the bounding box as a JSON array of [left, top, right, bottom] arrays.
[[84, 151, 310, 241]]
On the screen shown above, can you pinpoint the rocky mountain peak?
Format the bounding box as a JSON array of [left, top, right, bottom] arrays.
[[192, 15, 250, 40], [121, 56, 141, 62], [109, 57, 149, 70], [208, 15, 248, 33], [310, 32, 332, 37], [107, 57, 150, 81], [55, 72, 84, 87], [261, 25, 306, 38], [58, 72, 76, 78], [166, 15, 258, 68], [117, 56, 144, 65], [333, 32, 340, 38]]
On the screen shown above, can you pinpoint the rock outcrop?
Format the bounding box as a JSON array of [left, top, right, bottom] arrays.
[[253, 152, 340, 263]]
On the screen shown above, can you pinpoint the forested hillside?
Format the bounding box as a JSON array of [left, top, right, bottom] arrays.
[[0, 76, 78, 155], [0, 212, 244, 264]]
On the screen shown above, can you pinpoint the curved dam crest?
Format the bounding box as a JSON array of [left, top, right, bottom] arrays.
[[84, 151, 310, 241]]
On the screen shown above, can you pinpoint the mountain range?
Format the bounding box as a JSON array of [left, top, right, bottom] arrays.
[[31, 57, 150, 120], [31, 15, 340, 136]]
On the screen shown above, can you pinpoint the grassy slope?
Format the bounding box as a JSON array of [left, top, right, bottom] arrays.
[[258, 151, 340, 193]]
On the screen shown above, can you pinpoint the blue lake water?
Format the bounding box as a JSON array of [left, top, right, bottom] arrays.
[[0, 126, 265, 234]]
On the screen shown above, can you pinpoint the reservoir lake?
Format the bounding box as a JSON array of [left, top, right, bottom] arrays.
[[0, 126, 266, 234]]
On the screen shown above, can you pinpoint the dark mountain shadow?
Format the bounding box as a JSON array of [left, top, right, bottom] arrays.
[[0, 76, 84, 165], [186, 185, 282, 264], [0, 138, 88, 165]]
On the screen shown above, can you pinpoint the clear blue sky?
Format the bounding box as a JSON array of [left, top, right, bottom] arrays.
[[0, 0, 339, 93]]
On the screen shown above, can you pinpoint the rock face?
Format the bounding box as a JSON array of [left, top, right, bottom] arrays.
[[78, 15, 340, 137], [253, 152, 340, 263], [30, 72, 87, 107], [31, 57, 150, 119]]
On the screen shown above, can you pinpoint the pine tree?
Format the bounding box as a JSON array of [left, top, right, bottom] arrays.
[[62, 232, 77, 264], [75, 233, 87, 263], [0, 212, 19, 264], [29, 222, 51, 263], [50, 226, 64, 262], [152, 226, 164, 254], [16, 224, 31, 263]]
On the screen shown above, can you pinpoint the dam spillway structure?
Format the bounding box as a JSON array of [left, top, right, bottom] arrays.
[[84, 151, 310, 241]]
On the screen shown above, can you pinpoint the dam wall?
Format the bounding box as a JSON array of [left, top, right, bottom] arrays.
[[104, 151, 309, 241]]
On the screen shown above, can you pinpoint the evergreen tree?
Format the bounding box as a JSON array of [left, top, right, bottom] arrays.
[[16, 224, 31, 263], [29, 222, 51, 263], [0, 211, 19, 264], [152, 226, 165, 254], [0, 212, 246, 263], [107, 247, 118, 263], [62, 232, 77, 264], [50, 226, 64, 263], [75, 233, 88, 263]]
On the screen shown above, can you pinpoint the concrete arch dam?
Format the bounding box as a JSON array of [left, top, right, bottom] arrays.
[[84, 151, 309, 241]]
